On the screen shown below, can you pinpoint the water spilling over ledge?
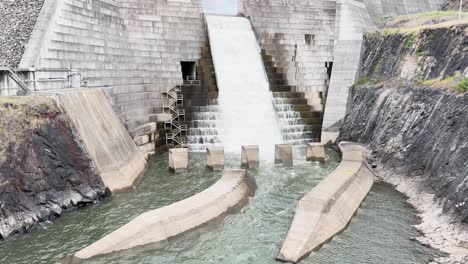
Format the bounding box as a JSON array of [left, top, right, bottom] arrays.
[[206, 15, 283, 157]]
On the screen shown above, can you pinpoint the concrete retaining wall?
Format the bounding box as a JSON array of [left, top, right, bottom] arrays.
[[71, 169, 257, 262], [56, 88, 146, 192], [277, 141, 374, 263]]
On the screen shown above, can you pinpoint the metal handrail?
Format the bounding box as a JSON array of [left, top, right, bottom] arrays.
[[164, 85, 187, 148]]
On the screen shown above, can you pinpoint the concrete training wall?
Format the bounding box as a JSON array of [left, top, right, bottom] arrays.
[[277, 142, 374, 263], [321, 0, 373, 143], [56, 88, 146, 192], [72, 169, 257, 262], [17, 0, 206, 151]]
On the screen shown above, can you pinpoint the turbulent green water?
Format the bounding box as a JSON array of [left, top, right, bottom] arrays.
[[0, 148, 441, 264]]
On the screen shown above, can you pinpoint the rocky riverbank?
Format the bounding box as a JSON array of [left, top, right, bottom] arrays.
[[0, 96, 106, 239], [339, 84, 468, 263]]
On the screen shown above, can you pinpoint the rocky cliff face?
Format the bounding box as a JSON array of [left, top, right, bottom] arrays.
[[362, 24, 467, 81], [0, 97, 106, 239], [0, 0, 45, 67], [340, 84, 467, 221], [442, 0, 468, 11], [339, 23, 468, 261]]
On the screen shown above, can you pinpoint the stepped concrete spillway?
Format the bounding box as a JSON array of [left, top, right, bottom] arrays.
[[206, 15, 283, 155], [277, 142, 374, 263], [56, 88, 147, 192], [72, 169, 257, 262]]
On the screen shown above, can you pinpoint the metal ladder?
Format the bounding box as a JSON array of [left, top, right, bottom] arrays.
[[163, 85, 187, 148]]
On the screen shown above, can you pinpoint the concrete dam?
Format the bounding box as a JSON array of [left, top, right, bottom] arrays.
[[1, 0, 467, 264]]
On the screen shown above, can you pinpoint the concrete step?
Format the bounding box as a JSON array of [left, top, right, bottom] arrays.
[[270, 85, 297, 92], [182, 91, 219, 100], [273, 98, 308, 104], [184, 99, 219, 106], [269, 79, 289, 86], [181, 85, 218, 93], [273, 92, 305, 98]]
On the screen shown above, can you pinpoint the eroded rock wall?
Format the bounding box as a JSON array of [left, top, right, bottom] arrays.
[[0, 97, 106, 239], [362, 24, 468, 81], [441, 0, 468, 11], [339, 84, 468, 221]]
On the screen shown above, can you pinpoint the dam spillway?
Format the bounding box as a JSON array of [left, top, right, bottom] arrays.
[[0, 0, 464, 263], [206, 15, 283, 155]]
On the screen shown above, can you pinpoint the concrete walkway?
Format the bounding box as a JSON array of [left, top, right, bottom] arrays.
[[277, 142, 374, 263]]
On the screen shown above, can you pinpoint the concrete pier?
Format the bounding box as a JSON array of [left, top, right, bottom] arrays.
[[307, 143, 326, 163], [241, 145, 259, 169], [275, 144, 293, 166], [169, 149, 188, 172], [206, 147, 224, 171], [277, 142, 374, 263], [72, 170, 257, 262]]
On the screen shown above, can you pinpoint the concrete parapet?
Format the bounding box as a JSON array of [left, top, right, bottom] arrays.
[[206, 147, 224, 171], [241, 145, 259, 169], [71, 169, 257, 262], [275, 144, 293, 166], [169, 148, 188, 172], [306, 143, 325, 163], [277, 142, 374, 263]]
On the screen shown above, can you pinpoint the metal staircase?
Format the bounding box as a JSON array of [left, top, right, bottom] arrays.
[[163, 85, 187, 148]]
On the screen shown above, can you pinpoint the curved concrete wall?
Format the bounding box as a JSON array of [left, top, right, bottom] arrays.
[[56, 88, 146, 192], [72, 169, 257, 262], [277, 141, 374, 263]]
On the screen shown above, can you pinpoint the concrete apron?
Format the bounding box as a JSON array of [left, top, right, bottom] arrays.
[[69, 170, 257, 263], [277, 141, 374, 263]]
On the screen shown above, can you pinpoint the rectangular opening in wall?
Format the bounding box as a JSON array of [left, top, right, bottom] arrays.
[[325, 61, 333, 80], [305, 34, 315, 45], [181, 61, 197, 82]]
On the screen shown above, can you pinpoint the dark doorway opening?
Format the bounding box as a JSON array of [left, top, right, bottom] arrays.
[[181, 61, 197, 81], [325, 61, 333, 80]]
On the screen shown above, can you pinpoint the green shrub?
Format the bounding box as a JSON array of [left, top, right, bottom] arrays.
[[403, 33, 416, 50], [456, 79, 468, 93]]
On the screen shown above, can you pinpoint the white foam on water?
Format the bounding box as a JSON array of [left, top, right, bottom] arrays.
[[206, 15, 283, 159]]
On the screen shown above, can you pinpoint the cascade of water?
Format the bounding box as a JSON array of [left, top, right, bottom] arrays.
[[272, 96, 320, 144], [206, 15, 283, 157], [187, 101, 222, 152]]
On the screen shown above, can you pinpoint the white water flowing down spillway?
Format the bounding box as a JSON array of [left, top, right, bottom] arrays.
[[206, 15, 283, 157]]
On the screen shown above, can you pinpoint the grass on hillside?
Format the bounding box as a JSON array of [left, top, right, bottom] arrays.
[[377, 11, 468, 35], [419, 76, 468, 93], [456, 79, 468, 93]]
